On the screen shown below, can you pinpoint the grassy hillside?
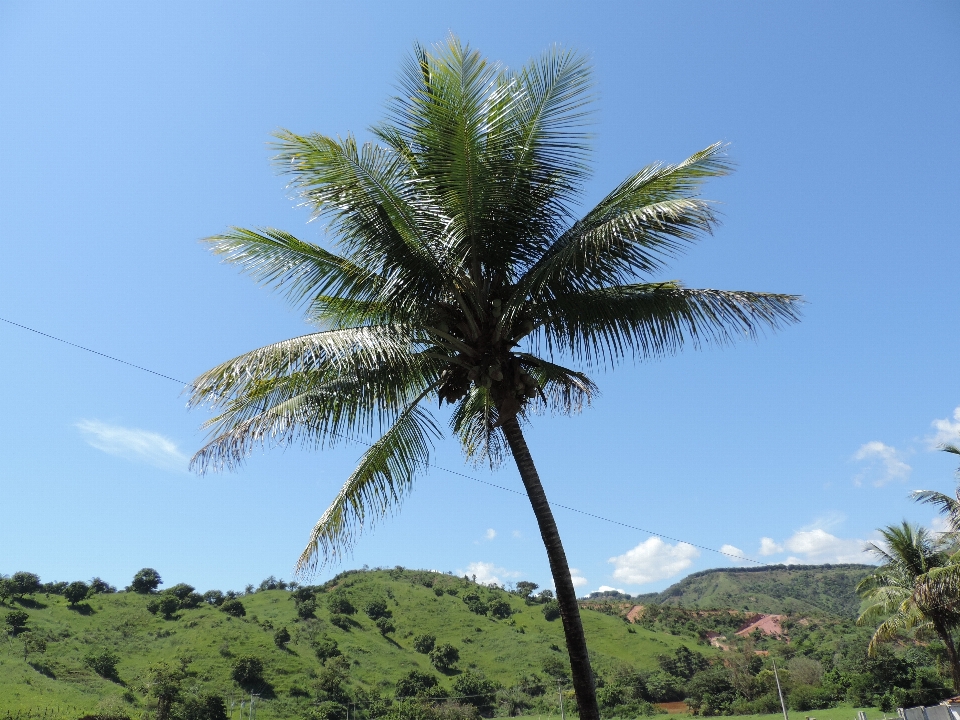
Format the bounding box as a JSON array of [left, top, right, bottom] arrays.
[[0, 568, 710, 717], [651, 564, 875, 617]]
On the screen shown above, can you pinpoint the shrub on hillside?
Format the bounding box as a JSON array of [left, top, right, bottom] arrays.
[[202, 590, 225, 606], [364, 598, 390, 620], [129, 568, 162, 594], [789, 684, 836, 712], [12, 571, 41, 599], [220, 599, 246, 617], [487, 598, 511, 619], [5, 609, 29, 634], [514, 581, 538, 600], [330, 613, 352, 630], [64, 581, 90, 606], [274, 626, 291, 648], [297, 597, 317, 619], [42, 581, 68, 595], [462, 593, 487, 616], [327, 593, 355, 615], [180, 592, 203, 609], [451, 671, 499, 711], [413, 634, 436, 654], [232, 655, 265, 686], [178, 693, 228, 720], [434, 587, 444, 597], [307, 701, 347, 720], [165, 583, 195, 600], [396, 669, 440, 698], [89, 577, 117, 594], [85, 649, 121, 680], [429, 643, 460, 673], [376, 617, 396, 635], [314, 634, 341, 661], [0, 576, 14, 603], [541, 600, 560, 621], [148, 594, 180, 620]]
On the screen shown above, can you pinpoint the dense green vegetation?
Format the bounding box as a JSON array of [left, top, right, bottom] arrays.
[[0, 567, 704, 718], [2, 564, 956, 718]]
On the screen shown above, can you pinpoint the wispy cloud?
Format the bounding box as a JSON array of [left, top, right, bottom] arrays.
[[457, 561, 520, 586], [929, 406, 960, 449], [782, 529, 867, 564], [853, 441, 911, 486], [75, 419, 188, 473], [569, 569, 588, 588], [759, 537, 783, 556], [720, 544, 747, 562], [595, 585, 626, 594], [485, 529, 497, 540], [608, 537, 700, 585]]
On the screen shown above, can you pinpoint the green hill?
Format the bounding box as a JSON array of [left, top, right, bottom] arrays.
[[0, 568, 709, 717], [651, 564, 875, 617]]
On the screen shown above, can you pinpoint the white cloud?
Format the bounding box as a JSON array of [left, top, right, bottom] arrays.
[[485, 529, 497, 540], [512, 530, 522, 539], [596, 585, 626, 594], [457, 561, 520, 586], [759, 537, 784, 556], [929, 407, 960, 449], [853, 441, 911, 486], [720, 544, 747, 561], [569, 569, 588, 588], [76, 419, 187, 472], [608, 537, 700, 585], [932, 515, 951, 534], [782, 529, 867, 564]]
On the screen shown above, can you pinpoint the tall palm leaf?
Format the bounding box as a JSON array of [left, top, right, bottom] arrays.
[[189, 37, 802, 719], [857, 522, 960, 691]]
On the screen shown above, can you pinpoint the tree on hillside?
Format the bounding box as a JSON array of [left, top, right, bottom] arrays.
[[11, 572, 40, 600], [130, 568, 162, 594], [64, 581, 90, 607], [857, 522, 960, 691], [187, 37, 802, 719]]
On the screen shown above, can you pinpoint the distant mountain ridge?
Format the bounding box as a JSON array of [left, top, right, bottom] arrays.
[[580, 564, 876, 618], [653, 563, 875, 618]]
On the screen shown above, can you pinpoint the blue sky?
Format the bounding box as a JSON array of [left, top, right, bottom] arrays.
[[1, 1, 958, 596]]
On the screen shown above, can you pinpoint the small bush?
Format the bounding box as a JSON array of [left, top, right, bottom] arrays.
[[274, 626, 291, 648], [232, 655, 265, 686], [429, 643, 460, 672], [434, 587, 444, 597], [166, 583, 195, 600], [413, 634, 436, 654], [85, 649, 120, 679], [330, 613, 352, 630], [202, 590, 225, 606], [542, 600, 560, 621], [376, 617, 396, 635], [487, 598, 511, 619], [178, 693, 228, 720], [462, 593, 488, 616], [220, 599, 246, 617], [5, 609, 29, 633], [64, 581, 90, 606], [364, 598, 390, 620], [180, 592, 203, 609], [327, 593, 355, 615], [297, 597, 317, 619], [314, 634, 341, 661], [129, 568, 161, 594]]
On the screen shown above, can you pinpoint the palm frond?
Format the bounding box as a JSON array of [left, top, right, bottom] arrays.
[[204, 228, 384, 320], [512, 143, 733, 303], [296, 392, 441, 572], [527, 283, 802, 367]]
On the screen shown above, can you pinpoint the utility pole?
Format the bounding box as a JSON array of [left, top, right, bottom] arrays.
[[557, 680, 565, 720], [772, 660, 788, 720]]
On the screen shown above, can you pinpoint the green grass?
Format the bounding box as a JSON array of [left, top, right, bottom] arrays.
[[0, 569, 712, 717]]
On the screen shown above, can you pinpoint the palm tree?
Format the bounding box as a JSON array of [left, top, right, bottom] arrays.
[[188, 38, 802, 720], [857, 522, 960, 691], [912, 441, 960, 534]]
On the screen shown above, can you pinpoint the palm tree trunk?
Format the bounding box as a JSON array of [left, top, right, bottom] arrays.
[[501, 415, 599, 720], [933, 617, 960, 692]]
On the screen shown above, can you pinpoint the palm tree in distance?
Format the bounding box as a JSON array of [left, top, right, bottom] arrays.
[[189, 38, 802, 719], [857, 522, 960, 691]]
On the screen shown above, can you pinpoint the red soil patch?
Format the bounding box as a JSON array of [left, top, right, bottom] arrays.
[[736, 614, 786, 639], [626, 605, 644, 623], [658, 702, 690, 714]]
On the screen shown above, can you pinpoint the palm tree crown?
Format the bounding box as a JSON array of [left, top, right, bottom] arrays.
[[189, 37, 802, 720], [857, 522, 960, 690]]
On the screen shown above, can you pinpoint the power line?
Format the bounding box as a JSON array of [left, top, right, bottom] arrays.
[[0, 314, 763, 565]]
